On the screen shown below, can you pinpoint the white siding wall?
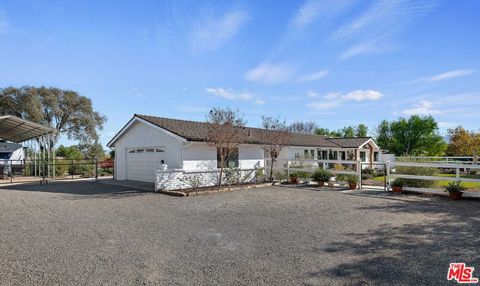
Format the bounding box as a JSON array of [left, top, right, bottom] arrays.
[[182, 143, 217, 171], [114, 121, 183, 181], [182, 142, 265, 171]]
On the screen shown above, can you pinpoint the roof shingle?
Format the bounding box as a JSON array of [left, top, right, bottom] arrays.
[[134, 114, 372, 149]]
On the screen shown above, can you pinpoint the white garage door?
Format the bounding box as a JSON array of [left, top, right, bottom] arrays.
[[126, 147, 165, 182]]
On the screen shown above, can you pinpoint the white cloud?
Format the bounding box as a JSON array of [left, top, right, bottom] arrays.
[[290, 0, 355, 30], [307, 90, 320, 98], [332, 0, 438, 59], [296, 70, 328, 82], [191, 9, 249, 51], [205, 87, 252, 101], [205, 87, 264, 105], [254, 99, 265, 106], [323, 92, 341, 100], [342, 90, 383, 101], [307, 90, 383, 110], [401, 100, 440, 115], [244, 62, 295, 84], [417, 69, 476, 83], [339, 40, 393, 60]]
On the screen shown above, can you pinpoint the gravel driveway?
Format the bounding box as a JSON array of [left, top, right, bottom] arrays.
[[0, 182, 479, 285]]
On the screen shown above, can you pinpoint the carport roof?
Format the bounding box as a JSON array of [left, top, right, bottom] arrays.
[[0, 115, 56, 143]]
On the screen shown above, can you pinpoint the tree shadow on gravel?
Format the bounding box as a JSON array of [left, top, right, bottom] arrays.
[[0, 181, 153, 199], [310, 199, 480, 285]]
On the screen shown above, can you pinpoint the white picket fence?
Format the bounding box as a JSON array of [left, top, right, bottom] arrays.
[[155, 168, 263, 191]]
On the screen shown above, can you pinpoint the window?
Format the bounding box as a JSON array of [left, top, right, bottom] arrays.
[[0, 152, 12, 159], [373, 151, 379, 161], [155, 148, 165, 153], [310, 150, 315, 159], [317, 149, 323, 160], [329, 150, 337, 160], [136, 149, 144, 153], [217, 148, 239, 168], [146, 148, 154, 153], [360, 151, 366, 162], [128, 149, 135, 154], [304, 149, 309, 159], [347, 151, 355, 161], [294, 152, 301, 159], [340, 151, 346, 161]]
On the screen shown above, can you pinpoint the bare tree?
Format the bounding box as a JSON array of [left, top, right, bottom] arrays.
[[288, 121, 317, 134], [206, 107, 246, 188], [259, 116, 292, 182]]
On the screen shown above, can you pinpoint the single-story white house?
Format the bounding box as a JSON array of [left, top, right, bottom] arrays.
[[107, 114, 381, 187]]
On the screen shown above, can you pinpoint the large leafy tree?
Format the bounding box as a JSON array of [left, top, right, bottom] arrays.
[[314, 124, 368, 137], [0, 86, 106, 147], [446, 126, 480, 156], [375, 115, 446, 156]]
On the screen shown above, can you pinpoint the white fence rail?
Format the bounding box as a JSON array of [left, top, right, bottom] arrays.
[[387, 160, 480, 192]]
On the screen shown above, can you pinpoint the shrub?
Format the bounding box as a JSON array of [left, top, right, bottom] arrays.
[[254, 169, 264, 183], [225, 167, 241, 185], [361, 174, 373, 180], [391, 178, 405, 187], [336, 174, 347, 181], [274, 171, 288, 182], [394, 166, 439, 188], [345, 174, 358, 184], [55, 160, 69, 177], [444, 181, 465, 193], [311, 169, 331, 182]]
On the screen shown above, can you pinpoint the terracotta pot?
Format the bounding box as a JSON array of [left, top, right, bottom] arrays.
[[348, 182, 357, 190], [290, 177, 298, 184], [317, 181, 325, 187], [449, 191, 463, 201], [392, 186, 403, 193]]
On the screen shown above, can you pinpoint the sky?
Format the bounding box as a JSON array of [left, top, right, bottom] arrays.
[[0, 0, 479, 148]]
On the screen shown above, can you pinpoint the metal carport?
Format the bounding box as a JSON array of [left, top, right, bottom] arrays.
[[0, 115, 56, 183]]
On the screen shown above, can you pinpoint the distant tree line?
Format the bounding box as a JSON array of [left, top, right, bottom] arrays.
[[285, 115, 479, 157]]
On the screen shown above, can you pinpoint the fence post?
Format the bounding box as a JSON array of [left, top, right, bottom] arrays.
[[357, 160, 361, 190], [455, 167, 460, 182], [95, 157, 98, 181], [386, 161, 391, 190], [71, 160, 74, 179], [287, 160, 290, 178]]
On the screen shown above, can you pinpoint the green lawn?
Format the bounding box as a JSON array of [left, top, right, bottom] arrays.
[[372, 174, 480, 189]]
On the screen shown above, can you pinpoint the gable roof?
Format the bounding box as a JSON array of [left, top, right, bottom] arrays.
[[325, 137, 374, 148], [108, 114, 377, 149]]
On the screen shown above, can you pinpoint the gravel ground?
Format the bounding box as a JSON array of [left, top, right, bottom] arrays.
[[0, 182, 479, 286]]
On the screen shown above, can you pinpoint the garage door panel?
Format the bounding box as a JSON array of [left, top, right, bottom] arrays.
[[126, 147, 165, 182]]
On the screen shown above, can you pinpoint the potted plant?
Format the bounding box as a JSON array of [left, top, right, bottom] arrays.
[[289, 172, 299, 184], [311, 169, 331, 187], [391, 178, 405, 193], [444, 181, 465, 200], [345, 175, 358, 190]]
